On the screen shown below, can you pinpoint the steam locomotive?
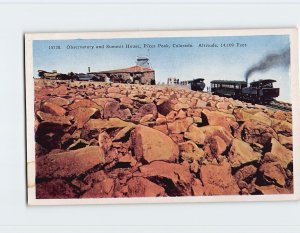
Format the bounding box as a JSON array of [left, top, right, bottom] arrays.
[[210, 79, 279, 104], [180, 78, 206, 92]]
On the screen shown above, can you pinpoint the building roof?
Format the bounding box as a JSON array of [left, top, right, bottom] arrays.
[[93, 65, 154, 74], [211, 80, 247, 85]]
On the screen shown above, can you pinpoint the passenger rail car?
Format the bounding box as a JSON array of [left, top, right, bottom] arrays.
[[211, 80, 247, 99], [180, 78, 205, 91]]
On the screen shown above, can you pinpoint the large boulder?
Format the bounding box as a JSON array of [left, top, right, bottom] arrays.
[[103, 100, 128, 120], [259, 162, 286, 187], [132, 103, 158, 122], [278, 134, 293, 150], [40, 101, 66, 116], [47, 97, 70, 107], [69, 99, 101, 110], [251, 112, 272, 126], [234, 165, 257, 182], [200, 161, 240, 195], [136, 161, 193, 196], [157, 95, 189, 116], [92, 98, 116, 108], [167, 117, 193, 134], [179, 141, 205, 162], [131, 125, 179, 163], [228, 139, 262, 168], [203, 136, 227, 159], [69, 107, 100, 128], [36, 111, 73, 125], [233, 108, 253, 122], [184, 125, 233, 145], [268, 138, 293, 169], [81, 118, 135, 140], [202, 109, 238, 132], [36, 146, 105, 179], [235, 120, 278, 146], [272, 120, 292, 137], [216, 101, 232, 110]]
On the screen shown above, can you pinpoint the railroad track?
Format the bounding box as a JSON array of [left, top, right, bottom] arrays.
[[266, 101, 292, 112]]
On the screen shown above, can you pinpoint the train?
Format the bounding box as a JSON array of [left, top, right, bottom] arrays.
[[180, 78, 206, 92], [210, 79, 279, 104]]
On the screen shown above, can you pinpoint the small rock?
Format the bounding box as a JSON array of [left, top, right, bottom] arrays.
[[82, 118, 135, 140], [113, 125, 135, 141], [191, 178, 204, 196], [234, 165, 257, 182], [40, 102, 66, 116], [254, 184, 291, 195], [67, 139, 89, 150], [81, 172, 114, 198], [140, 114, 154, 123], [119, 154, 137, 167], [69, 99, 101, 110], [273, 111, 287, 121], [136, 161, 193, 196], [107, 86, 120, 93], [92, 98, 115, 108], [127, 177, 165, 197], [98, 131, 112, 152], [36, 179, 77, 199], [152, 124, 169, 135], [156, 117, 167, 125]]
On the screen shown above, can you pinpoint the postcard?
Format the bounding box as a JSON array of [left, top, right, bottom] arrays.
[[25, 29, 299, 205]]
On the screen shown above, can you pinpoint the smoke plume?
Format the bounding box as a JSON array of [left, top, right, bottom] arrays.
[[245, 47, 290, 83]]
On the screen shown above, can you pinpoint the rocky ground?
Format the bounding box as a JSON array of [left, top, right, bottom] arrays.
[[33, 79, 293, 199]]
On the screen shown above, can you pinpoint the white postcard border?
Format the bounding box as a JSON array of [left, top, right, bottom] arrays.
[[25, 28, 299, 205]]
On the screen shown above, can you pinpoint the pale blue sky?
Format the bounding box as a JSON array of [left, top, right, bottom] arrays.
[[33, 35, 290, 101]]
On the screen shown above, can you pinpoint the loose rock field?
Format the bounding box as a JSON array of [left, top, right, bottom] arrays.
[[33, 79, 293, 198]]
